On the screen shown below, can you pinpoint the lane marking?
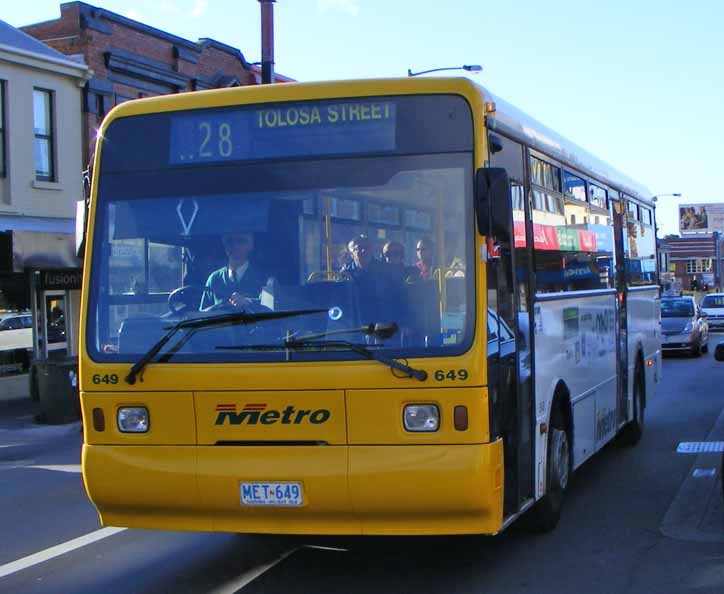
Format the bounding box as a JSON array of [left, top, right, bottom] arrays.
[[211, 547, 299, 594], [304, 545, 349, 552], [0, 443, 27, 449], [28, 464, 82, 474], [677, 441, 724, 454], [0, 527, 127, 579], [0, 460, 35, 470], [693, 468, 717, 478]]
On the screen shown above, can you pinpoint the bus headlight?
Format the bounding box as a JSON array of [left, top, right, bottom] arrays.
[[403, 404, 439, 432], [118, 407, 149, 433]]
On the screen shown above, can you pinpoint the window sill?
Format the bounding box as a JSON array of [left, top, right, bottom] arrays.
[[32, 180, 63, 191]]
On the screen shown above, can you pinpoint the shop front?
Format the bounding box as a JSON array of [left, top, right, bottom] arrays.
[[0, 224, 81, 421]]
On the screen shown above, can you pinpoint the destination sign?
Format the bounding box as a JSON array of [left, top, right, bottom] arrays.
[[169, 99, 397, 164]]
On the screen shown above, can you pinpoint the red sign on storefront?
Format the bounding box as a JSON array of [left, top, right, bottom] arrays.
[[578, 229, 597, 252], [532, 223, 560, 251]]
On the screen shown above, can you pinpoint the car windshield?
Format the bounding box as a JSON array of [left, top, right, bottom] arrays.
[[701, 295, 724, 308], [661, 299, 695, 318], [88, 96, 475, 364]]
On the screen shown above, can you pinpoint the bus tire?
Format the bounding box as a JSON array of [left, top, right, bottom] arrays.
[[527, 404, 570, 532], [619, 363, 645, 446]]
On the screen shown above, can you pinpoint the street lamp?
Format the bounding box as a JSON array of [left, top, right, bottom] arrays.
[[407, 65, 482, 77], [651, 193, 681, 203]]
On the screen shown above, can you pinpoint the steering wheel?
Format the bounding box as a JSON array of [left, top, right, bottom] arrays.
[[168, 285, 203, 316]]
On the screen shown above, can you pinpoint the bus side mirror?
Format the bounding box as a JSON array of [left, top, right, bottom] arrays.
[[475, 167, 511, 241]]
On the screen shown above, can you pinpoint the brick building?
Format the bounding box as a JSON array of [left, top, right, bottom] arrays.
[[662, 233, 724, 291], [21, 1, 292, 166]]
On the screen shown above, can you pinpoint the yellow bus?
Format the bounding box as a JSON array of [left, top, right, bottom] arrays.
[[80, 77, 659, 536]]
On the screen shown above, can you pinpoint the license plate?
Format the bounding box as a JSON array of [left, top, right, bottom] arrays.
[[240, 482, 303, 506]]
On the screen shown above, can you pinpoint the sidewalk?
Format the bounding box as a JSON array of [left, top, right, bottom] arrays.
[[0, 397, 81, 441]]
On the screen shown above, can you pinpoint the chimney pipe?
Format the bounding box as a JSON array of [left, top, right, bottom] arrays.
[[259, 0, 275, 84]]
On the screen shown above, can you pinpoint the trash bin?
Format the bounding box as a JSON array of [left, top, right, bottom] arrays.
[[34, 357, 80, 424]]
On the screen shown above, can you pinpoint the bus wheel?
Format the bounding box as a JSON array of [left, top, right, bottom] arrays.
[[527, 405, 570, 532], [619, 364, 645, 446]]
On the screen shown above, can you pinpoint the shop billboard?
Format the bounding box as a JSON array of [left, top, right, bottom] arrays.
[[679, 203, 724, 233]]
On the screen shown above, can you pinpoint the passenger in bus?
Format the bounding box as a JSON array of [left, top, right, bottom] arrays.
[[340, 234, 375, 274], [200, 232, 267, 310], [342, 234, 407, 325], [415, 238, 435, 280], [382, 240, 418, 282]]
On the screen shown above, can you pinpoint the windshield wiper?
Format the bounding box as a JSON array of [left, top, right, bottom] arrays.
[[217, 322, 428, 382], [125, 308, 328, 385]]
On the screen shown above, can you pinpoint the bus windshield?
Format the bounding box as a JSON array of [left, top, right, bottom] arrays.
[[88, 96, 474, 364]]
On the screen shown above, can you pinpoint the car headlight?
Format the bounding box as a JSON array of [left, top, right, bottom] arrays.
[[403, 404, 439, 432], [683, 321, 693, 334], [118, 407, 149, 433]]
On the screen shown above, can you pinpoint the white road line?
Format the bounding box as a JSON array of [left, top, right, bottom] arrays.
[[211, 547, 300, 594], [0, 443, 27, 449], [0, 527, 127, 579], [304, 545, 349, 552], [27, 464, 82, 474]]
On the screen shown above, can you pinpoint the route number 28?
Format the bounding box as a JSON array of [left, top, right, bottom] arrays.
[[433, 369, 469, 382]]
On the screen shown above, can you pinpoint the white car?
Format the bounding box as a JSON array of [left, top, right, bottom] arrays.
[[700, 293, 724, 332], [0, 313, 33, 352]]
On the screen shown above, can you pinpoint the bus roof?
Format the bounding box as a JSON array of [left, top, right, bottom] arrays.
[[101, 76, 653, 206], [480, 86, 654, 206]]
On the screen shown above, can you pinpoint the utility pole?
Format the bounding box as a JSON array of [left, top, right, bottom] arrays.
[[259, 0, 276, 84]]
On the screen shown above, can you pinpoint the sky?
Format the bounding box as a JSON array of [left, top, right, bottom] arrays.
[[6, 0, 724, 236]]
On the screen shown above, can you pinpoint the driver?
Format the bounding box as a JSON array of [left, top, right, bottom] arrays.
[[200, 232, 267, 310]]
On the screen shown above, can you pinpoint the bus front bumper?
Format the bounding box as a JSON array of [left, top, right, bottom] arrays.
[[82, 441, 504, 536]]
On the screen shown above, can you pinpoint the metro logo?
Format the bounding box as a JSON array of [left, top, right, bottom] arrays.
[[214, 403, 331, 426]]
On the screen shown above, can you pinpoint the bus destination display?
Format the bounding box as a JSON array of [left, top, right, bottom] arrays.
[[169, 99, 397, 164]]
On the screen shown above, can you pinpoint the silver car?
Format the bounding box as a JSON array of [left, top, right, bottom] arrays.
[[661, 296, 709, 356], [700, 293, 724, 331]]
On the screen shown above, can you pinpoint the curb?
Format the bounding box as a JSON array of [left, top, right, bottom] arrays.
[[0, 421, 82, 442]]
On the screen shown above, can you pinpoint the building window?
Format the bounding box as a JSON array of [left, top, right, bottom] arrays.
[[641, 207, 653, 226], [589, 184, 608, 210], [627, 199, 639, 221], [0, 81, 5, 177], [563, 170, 586, 202], [686, 259, 712, 274], [531, 156, 561, 192], [33, 89, 55, 181]]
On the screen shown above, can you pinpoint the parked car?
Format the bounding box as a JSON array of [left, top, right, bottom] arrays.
[[0, 313, 33, 352], [700, 293, 724, 332], [661, 296, 709, 356]]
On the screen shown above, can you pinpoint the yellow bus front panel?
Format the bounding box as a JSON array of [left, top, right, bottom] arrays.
[[346, 387, 489, 445], [84, 441, 503, 535], [82, 391, 196, 445], [349, 441, 503, 535], [197, 445, 357, 534], [83, 444, 209, 532], [194, 390, 347, 445]]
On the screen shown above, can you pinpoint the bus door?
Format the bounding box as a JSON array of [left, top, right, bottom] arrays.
[[610, 192, 628, 426], [487, 135, 535, 516]]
